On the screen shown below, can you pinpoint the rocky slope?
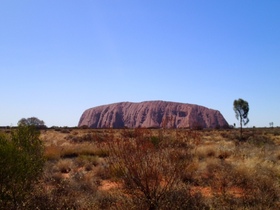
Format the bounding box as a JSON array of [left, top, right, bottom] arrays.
[[78, 101, 229, 129]]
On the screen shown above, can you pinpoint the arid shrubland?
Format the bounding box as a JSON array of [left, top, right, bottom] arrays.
[[106, 128, 207, 210], [2, 127, 280, 209]]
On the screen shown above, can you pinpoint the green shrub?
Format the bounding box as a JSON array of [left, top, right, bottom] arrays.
[[247, 135, 274, 147], [0, 126, 45, 209]]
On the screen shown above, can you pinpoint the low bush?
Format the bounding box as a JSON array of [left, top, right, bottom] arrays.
[[0, 126, 45, 209], [247, 135, 275, 147], [106, 134, 194, 210]]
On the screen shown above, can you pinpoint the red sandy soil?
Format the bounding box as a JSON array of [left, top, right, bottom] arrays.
[[98, 180, 122, 191], [191, 186, 244, 198], [98, 180, 244, 198]]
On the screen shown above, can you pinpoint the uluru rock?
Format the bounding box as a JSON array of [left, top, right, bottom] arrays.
[[78, 101, 229, 129]]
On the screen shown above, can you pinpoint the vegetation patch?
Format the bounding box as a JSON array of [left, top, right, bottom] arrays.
[[1, 127, 280, 209]]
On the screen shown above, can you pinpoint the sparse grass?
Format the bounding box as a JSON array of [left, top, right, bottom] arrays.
[[44, 144, 61, 160], [57, 159, 73, 173], [195, 144, 217, 160], [3, 127, 280, 209], [44, 143, 109, 161]]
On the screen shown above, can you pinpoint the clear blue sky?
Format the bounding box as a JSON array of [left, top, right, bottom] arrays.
[[1, 0, 279, 127]]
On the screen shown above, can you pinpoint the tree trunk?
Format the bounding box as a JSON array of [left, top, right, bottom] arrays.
[[240, 118, 243, 140]]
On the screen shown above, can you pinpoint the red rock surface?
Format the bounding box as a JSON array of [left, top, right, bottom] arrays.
[[78, 101, 229, 129]]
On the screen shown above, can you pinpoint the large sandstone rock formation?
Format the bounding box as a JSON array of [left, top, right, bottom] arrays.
[[78, 101, 229, 129]]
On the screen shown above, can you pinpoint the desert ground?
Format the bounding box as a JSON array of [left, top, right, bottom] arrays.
[[3, 126, 280, 209]]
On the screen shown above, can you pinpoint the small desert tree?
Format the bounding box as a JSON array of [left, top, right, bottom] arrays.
[[18, 117, 46, 128], [233, 98, 249, 139], [0, 126, 45, 209]]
